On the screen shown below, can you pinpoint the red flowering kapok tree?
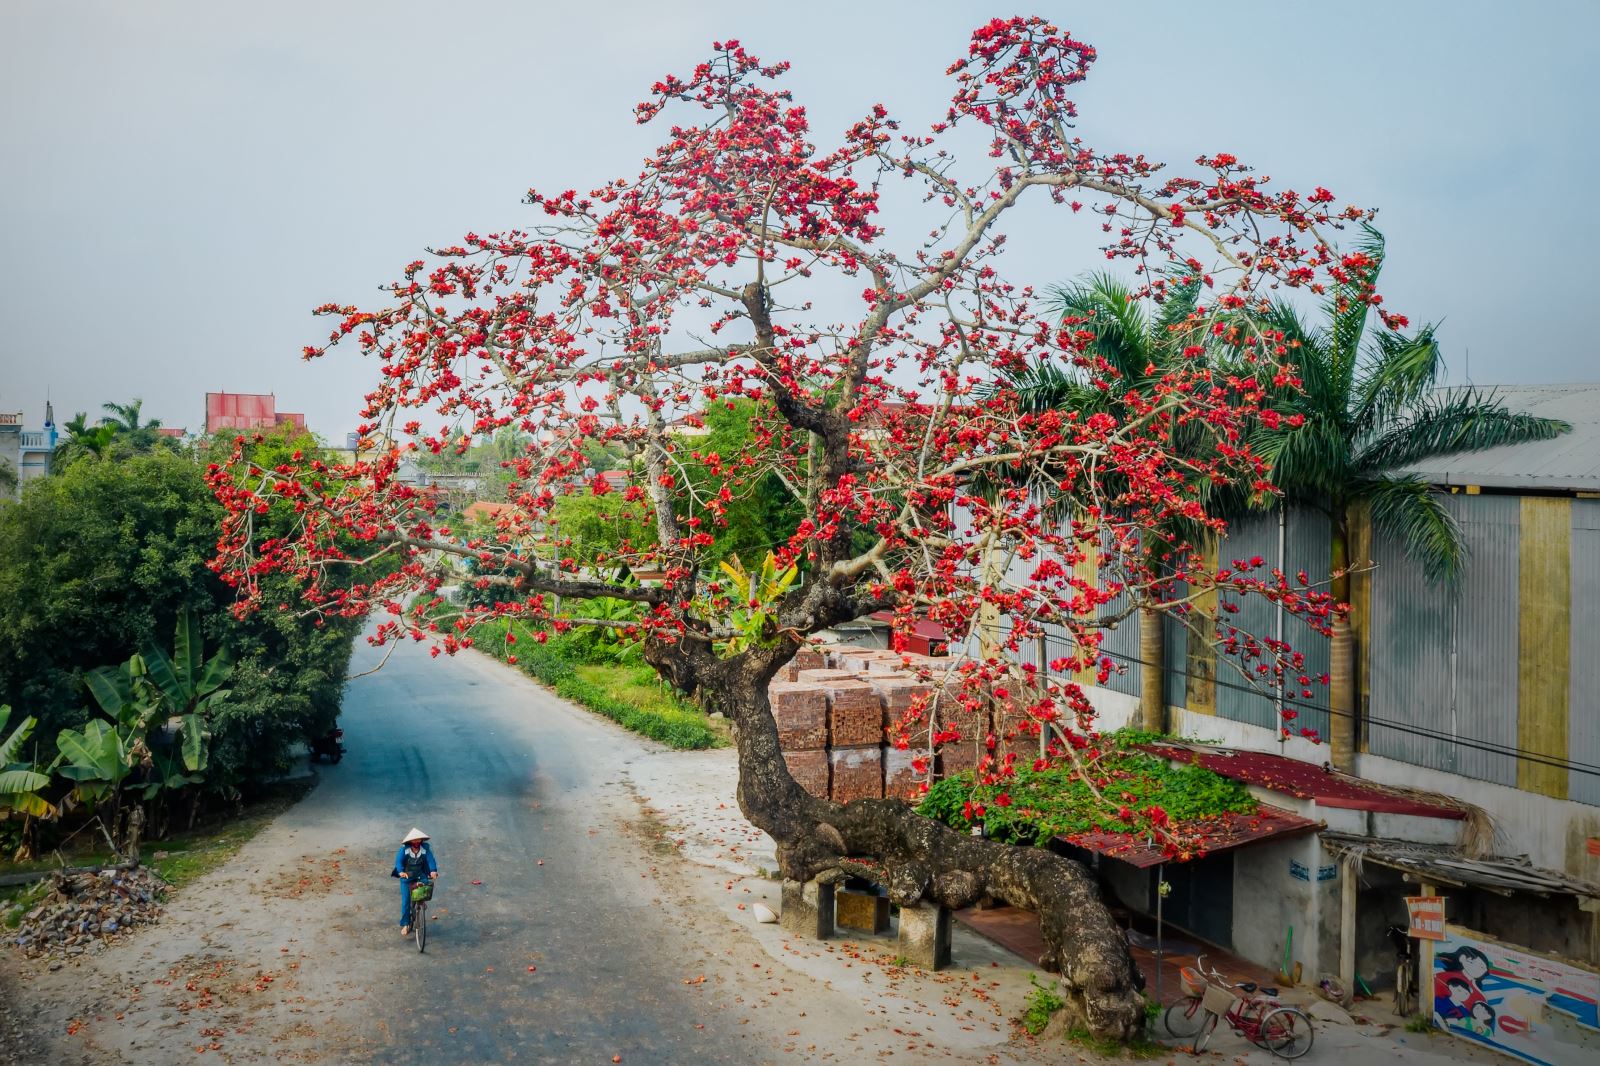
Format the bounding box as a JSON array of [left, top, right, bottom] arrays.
[[213, 18, 1369, 1038]]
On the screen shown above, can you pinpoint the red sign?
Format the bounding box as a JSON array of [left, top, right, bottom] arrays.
[[1406, 896, 1446, 941], [1586, 837, 1600, 858]]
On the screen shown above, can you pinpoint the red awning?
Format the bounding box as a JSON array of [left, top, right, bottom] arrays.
[[1143, 743, 1465, 820], [1058, 803, 1321, 869]]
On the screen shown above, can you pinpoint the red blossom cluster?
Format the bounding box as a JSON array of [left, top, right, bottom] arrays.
[[211, 17, 1376, 855]]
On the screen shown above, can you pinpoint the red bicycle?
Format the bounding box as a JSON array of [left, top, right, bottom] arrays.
[[1162, 956, 1314, 1058]]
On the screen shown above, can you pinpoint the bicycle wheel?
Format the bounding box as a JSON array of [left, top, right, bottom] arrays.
[[1259, 1007, 1313, 1059], [1394, 958, 1413, 1017], [1192, 1010, 1219, 1054], [1164, 997, 1206, 1038], [415, 900, 427, 953]]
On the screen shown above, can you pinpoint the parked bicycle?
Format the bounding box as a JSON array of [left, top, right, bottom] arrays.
[[1163, 955, 1314, 1058], [408, 878, 432, 953], [1388, 923, 1416, 1017]]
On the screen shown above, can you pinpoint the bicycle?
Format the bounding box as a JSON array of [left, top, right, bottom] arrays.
[[1162, 955, 1314, 1058], [1388, 924, 1415, 1017], [406, 877, 433, 953]]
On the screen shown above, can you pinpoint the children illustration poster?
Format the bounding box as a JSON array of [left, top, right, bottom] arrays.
[[1432, 927, 1600, 1066]]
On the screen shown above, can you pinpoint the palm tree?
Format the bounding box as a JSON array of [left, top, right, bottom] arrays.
[[100, 398, 167, 453], [1006, 271, 1221, 732], [50, 412, 118, 471], [1248, 225, 1569, 766]]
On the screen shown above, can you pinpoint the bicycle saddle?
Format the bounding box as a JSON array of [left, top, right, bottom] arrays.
[[1235, 982, 1279, 996]]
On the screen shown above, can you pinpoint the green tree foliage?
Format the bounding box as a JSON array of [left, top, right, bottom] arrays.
[[547, 492, 659, 575], [675, 399, 803, 565], [0, 430, 371, 798]]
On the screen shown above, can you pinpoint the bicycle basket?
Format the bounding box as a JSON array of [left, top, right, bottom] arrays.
[[1179, 967, 1207, 998], [409, 881, 433, 903]]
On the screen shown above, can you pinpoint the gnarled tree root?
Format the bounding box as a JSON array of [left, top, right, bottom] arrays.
[[725, 683, 1146, 1042]]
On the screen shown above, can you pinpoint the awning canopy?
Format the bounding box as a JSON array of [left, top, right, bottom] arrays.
[[1059, 803, 1322, 869], [1321, 832, 1600, 900]]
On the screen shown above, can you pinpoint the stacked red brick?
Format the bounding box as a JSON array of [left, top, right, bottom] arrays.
[[769, 645, 984, 805]]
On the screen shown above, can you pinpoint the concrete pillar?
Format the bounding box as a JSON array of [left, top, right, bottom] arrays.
[[897, 901, 951, 970], [779, 878, 834, 940]]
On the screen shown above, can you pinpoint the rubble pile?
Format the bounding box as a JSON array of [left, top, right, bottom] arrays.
[[10, 866, 165, 960]]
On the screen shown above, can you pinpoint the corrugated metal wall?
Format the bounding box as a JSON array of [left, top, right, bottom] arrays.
[[1193, 510, 1334, 740], [1367, 495, 1520, 786], [1570, 500, 1600, 806]]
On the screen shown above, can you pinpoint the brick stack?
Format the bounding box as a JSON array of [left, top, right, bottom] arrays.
[[771, 644, 989, 805], [771, 681, 829, 799], [783, 646, 829, 681]]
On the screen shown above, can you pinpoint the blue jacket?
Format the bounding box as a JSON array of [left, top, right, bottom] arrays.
[[393, 841, 437, 879]]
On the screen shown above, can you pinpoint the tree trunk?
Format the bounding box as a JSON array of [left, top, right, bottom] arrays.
[[708, 652, 1147, 1040], [1137, 608, 1166, 734], [1328, 517, 1357, 770]]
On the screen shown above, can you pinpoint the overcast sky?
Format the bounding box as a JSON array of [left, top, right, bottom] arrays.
[[2, 1, 1596, 440]]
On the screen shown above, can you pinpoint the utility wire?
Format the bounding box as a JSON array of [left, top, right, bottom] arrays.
[[1036, 637, 1600, 780]]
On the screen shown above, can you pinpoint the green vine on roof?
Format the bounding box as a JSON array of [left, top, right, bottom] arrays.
[[917, 730, 1257, 846]]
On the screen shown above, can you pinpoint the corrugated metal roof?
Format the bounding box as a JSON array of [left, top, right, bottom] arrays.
[[1404, 383, 1600, 492], [1061, 803, 1321, 868], [1146, 742, 1467, 819], [1322, 832, 1600, 900]]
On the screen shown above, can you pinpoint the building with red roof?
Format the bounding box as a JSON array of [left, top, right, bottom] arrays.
[[205, 392, 307, 436]]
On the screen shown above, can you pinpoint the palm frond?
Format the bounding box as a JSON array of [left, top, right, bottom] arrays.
[[1325, 223, 1387, 393], [1153, 268, 1205, 336], [1362, 475, 1464, 585], [1256, 414, 1354, 505], [1041, 274, 1152, 381], [1351, 325, 1445, 435], [1356, 387, 1571, 473]]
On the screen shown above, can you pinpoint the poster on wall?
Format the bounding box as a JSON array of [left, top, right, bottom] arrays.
[[1432, 926, 1600, 1065]]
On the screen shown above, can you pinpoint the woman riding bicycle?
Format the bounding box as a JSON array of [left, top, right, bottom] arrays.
[[393, 827, 439, 936]]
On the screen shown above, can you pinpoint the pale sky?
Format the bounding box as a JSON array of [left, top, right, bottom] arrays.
[[2, 1, 1596, 439]]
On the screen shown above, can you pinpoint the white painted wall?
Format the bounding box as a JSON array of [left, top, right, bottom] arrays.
[[1358, 750, 1600, 879]]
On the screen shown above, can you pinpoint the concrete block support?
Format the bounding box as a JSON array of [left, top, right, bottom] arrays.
[[897, 901, 952, 970], [780, 878, 834, 940]]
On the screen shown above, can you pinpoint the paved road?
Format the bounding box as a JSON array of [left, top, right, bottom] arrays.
[[305, 637, 769, 1063]]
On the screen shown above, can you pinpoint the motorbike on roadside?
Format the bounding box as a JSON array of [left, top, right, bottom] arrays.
[[309, 727, 345, 765]]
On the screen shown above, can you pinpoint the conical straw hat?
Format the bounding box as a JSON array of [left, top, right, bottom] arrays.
[[402, 827, 430, 843]]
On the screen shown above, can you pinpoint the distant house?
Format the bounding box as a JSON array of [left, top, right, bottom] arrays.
[[0, 401, 58, 497], [205, 392, 307, 436]]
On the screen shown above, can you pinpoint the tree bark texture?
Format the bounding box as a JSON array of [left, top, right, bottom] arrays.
[[660, 640, 1148, 1040]]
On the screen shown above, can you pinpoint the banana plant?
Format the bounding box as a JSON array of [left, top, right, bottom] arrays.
[[94, 608, 230, 773], [55, 718, 136, 806], [0, 705, 55, 819], [714, 553, 801, 651]]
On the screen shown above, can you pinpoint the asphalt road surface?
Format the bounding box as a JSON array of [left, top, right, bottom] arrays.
[[3, 636, 786, 1065], [299, 637, 769, 1063]]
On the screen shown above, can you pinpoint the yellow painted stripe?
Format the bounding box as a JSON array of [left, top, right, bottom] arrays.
[[1184, 535, 1219, 716], [1518, 497, 1571, 799]]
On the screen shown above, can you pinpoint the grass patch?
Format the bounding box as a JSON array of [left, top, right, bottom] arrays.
[[1065, 1026, 1168, 1059], [468, 619, 725, 751], [1022, 974, 1064, 1034], [147, 782, 312, 891], [0, 779, 313, 907]]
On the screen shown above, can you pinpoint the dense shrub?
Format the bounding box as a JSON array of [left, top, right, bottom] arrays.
[[0, 435, 370, 800], [470, 619, 721, 750]]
